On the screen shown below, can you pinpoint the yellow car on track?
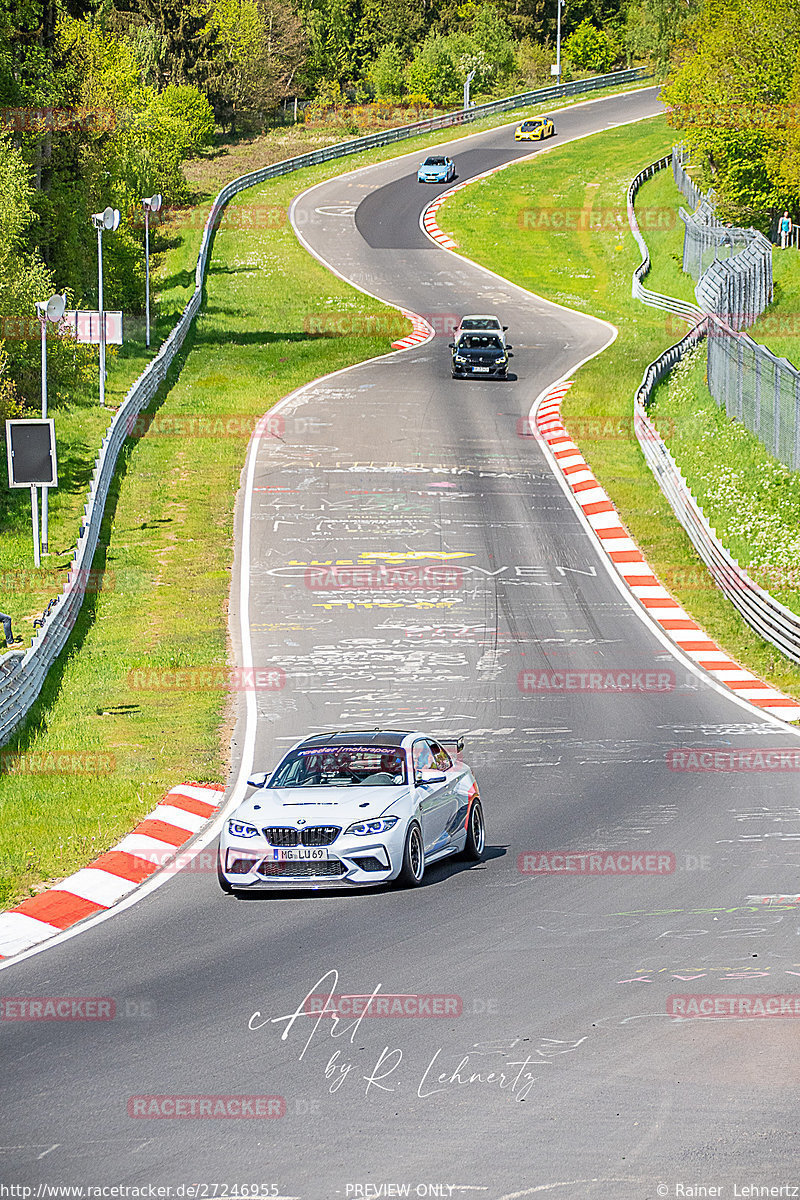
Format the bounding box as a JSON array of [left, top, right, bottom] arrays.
[[514, 117, 556, 142]]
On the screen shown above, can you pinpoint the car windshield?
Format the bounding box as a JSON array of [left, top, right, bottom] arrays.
[[462, 335, 503, 350], [461, 318, 499, 330], [268, 745, 407, 787], [424, 157, 446, 165]]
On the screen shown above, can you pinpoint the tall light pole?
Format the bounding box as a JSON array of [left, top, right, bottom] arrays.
[[91, 206, 120, 406], [141, 193, 162, 349], [556, 0, 565, 85], [34, 292, 67, 555]]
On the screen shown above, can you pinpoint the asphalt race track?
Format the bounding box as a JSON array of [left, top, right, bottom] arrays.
[[3, 88, 800, 1197]]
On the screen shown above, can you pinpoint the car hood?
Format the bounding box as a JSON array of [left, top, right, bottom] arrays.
[[232, 785, 411, 826]]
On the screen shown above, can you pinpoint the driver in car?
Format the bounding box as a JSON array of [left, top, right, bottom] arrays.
[[379, 751, 404, 783]]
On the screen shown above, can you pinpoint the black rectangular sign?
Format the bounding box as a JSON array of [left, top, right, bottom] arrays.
[[5, 419, 58, 487]]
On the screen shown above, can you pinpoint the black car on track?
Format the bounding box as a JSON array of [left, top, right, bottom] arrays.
[[450, 332, 513, 379]]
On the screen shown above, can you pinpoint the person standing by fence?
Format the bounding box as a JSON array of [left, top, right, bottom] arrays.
[[780, 211, 793, 247], [1, 612, 22, 648]]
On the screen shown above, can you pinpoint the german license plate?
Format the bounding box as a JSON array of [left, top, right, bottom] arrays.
[[472, 366, 490, 373], [273, 847, 327, 861]]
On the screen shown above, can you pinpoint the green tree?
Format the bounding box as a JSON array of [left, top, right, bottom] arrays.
[[405, 34, 460, 104], [115, 0, 218, 88], [662, 0, 800, 222], [370, 42, 406, 97], [625, 0, 700, 77], [208, 0, 305, 130], [0, 133, 89, 406], [563, 18, 620, 72]]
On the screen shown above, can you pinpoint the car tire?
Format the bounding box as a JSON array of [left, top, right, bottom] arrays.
[[217, 857, 235, 894], [396, 822, 425, 887], [461, 800, 486, 861]]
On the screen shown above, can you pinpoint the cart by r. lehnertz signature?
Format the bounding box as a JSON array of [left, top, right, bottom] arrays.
[[248, 968, 587, 1102]]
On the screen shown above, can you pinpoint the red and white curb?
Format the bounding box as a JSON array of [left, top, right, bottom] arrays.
[[391, 309, 434, 350], [536, 383, 800, 721], [0, 782, 224, 961], [421, 162, 511, 250]]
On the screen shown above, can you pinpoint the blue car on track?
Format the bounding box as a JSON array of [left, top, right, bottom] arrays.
[[417, 155, 456, 184]]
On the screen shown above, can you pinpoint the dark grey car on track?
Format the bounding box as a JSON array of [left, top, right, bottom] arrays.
[[450, 331, 513, 378]]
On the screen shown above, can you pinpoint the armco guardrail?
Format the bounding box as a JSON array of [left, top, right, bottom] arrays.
[[628, 156, 704, 324], [628, 158, 800, 667], [0, 67, 651, 746]]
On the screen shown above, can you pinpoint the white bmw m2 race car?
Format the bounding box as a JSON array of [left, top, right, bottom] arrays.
[[218, 730, 484, 892]]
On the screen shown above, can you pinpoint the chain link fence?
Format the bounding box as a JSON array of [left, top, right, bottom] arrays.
[[673, 149, 773, 327], [668, 148, 800, 469], [706, 315, 800, 467]]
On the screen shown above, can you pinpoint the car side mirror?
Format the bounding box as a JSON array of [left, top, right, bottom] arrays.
[[247, 772, 271, 788], [448, 343, 454, 348], [506, 344, 513, 350], [503, 326, 508, 331], [416, 769, 447, 786]]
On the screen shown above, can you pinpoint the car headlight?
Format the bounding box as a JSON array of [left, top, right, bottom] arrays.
[[345, 817, 399, 836], [228, 819, 260, 838], [455, 355, 467, 363]]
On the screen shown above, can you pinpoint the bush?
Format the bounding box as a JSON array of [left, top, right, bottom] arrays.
[[514, 40, 553, 89], [564, 20, 621, 73]]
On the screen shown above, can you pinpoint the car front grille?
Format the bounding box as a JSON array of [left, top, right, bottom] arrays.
[[262, 825, 341, 847], [256, 860, 347, 879]]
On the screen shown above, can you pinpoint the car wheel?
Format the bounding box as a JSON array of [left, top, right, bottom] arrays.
[[397, 822, 425, 887], [461, 800, 485, 861]]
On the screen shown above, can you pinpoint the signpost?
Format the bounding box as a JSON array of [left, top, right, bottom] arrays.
[[5, 419, 58, 567], [35, 292, 66, 553], [141, 194, 162, 348], [91, 206, 121, 406]]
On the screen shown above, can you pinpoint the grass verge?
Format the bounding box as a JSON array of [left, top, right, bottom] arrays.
[[437, 113, 800, 702]]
